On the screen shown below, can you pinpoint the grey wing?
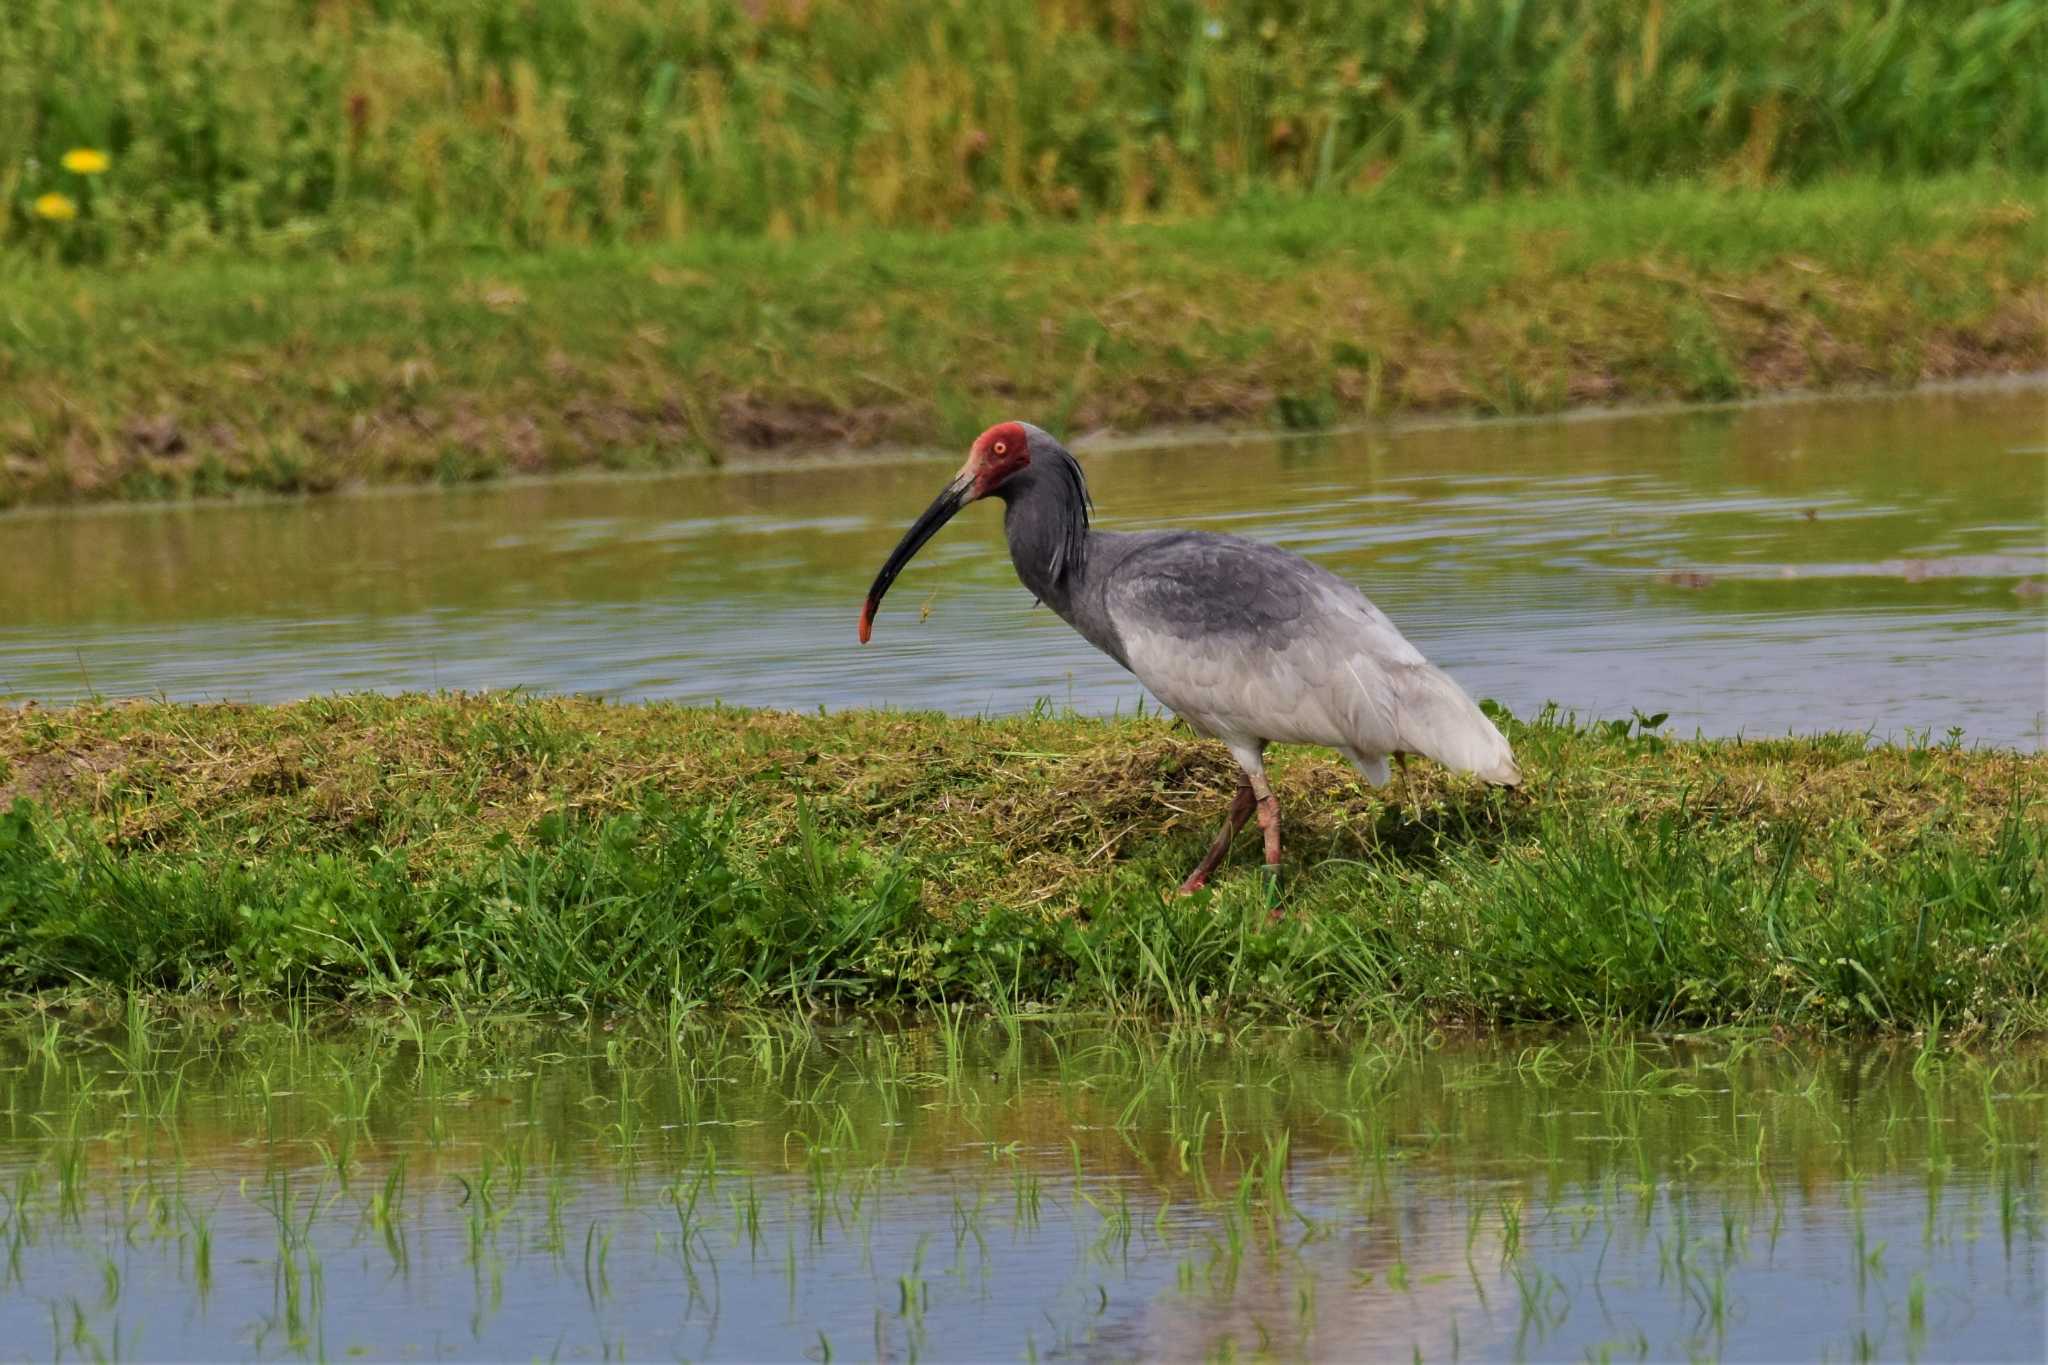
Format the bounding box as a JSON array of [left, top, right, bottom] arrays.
[[1100, 533, 1427, 753]]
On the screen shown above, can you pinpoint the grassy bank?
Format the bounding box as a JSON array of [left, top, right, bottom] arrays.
[[1, 696, 2040, 1034], [7, 1, 2039, 264], [3, 173, 2042, 506]]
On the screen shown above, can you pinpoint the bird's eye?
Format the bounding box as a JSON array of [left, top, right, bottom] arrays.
[[993, 441, 1007, 455]]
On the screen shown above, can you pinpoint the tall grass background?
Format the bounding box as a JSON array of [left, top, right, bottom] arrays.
[[6, 0, 2042, 264]]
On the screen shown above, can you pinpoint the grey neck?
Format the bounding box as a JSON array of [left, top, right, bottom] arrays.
[[998, 461, 1091, 616]]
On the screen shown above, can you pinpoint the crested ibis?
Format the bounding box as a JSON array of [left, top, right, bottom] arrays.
[[858, 421, 1520, 892]]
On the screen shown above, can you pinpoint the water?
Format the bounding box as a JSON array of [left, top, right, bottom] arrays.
[[0, 1014, 2038, 1361], [1, 384, 2042, 745]]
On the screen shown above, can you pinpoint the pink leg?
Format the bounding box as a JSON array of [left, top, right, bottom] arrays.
[[1255, 793, 1281, 869], [1253, 782, 1283, 919], [1178, 780, 1256, 894]]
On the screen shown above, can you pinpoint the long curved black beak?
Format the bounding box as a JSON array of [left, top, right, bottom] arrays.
[[859, 472, 973, 642]]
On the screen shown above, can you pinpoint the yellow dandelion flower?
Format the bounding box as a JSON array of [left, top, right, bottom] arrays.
[[61, 148, 110, 175], [33, 192, 78, 221]]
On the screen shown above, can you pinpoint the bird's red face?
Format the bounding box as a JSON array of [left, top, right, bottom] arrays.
[[964, 421, 1030, 498], [858, 420, 1034, 643]]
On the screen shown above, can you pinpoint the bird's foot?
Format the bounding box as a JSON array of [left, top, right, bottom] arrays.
[[1178, 781, 1256, 898], [1260, 864, 1285, 920]]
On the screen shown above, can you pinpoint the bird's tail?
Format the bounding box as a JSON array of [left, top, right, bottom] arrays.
[[1388, 663, 1520, 786]]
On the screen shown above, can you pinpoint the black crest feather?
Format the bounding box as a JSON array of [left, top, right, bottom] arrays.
[[1040, 442, 1092, 585]]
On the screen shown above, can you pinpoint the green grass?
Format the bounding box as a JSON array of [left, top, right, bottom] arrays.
[[4, 1, 2041, 264], [2, 172, 2041, 506], [1, 695, 2040, 1034]]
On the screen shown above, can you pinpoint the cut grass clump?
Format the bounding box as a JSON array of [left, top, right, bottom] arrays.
[[1, 697, 2039, 1034]]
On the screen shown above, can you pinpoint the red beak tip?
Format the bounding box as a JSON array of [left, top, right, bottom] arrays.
[[857, 603, 874, 644]]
